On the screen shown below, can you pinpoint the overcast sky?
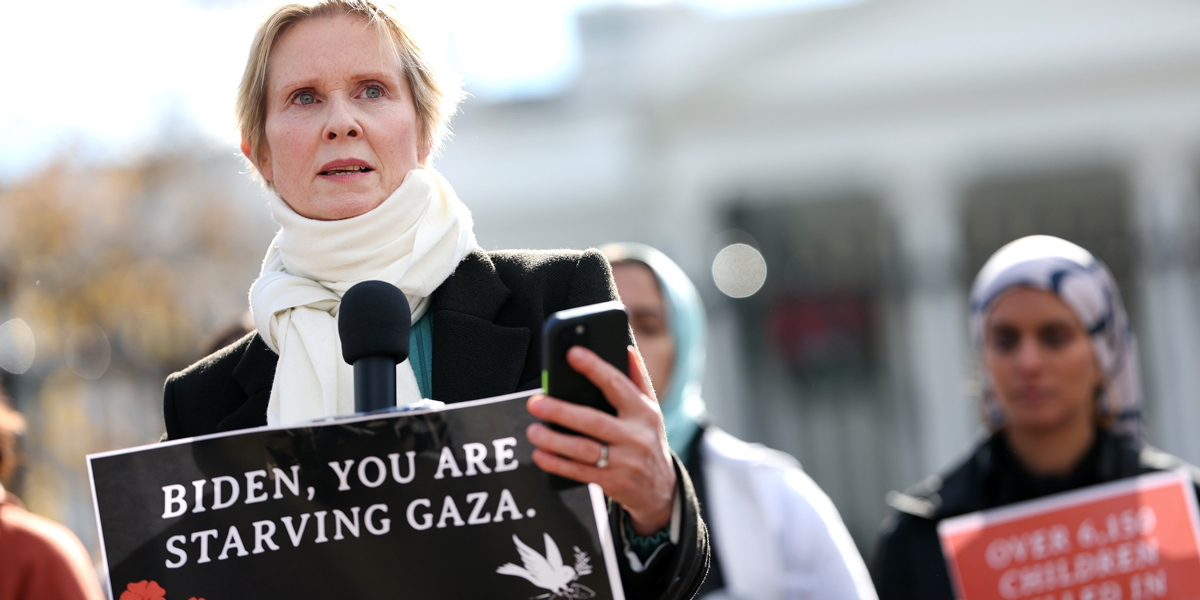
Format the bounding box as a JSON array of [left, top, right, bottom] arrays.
[[0, 0, 846, 182]]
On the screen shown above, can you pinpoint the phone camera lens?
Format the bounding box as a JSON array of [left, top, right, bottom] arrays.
[[575, 324, 585, 335]]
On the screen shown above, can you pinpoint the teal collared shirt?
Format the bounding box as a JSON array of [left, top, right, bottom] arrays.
[[409, 313, 433, 399]]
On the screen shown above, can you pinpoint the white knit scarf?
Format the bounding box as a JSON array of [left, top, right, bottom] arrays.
[[249, 168, 478, 426]]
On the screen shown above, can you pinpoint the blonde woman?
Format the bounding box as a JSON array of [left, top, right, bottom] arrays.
[[163, 2, 707, 596]]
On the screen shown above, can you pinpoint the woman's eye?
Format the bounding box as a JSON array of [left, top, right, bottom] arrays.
[[1040, 327, 1072, 349], [363, 86, 382, 99], [295, 92, 316, 105], [632, 316, 667, 338], [640, 323, 666, 337], [991, 330, 1018, 352]]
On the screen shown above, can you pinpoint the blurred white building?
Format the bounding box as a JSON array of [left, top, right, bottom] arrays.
[[437, 0, 1200, 551]]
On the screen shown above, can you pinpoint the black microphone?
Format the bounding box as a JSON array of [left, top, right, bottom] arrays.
[[338, 280, 411, 414]]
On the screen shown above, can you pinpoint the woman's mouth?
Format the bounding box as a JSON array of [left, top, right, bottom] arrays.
[[1014, 388, 1051, 403], [319, 165, 373, 176]]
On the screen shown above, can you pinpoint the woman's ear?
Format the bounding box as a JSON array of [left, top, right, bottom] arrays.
[[242, 137, 273, 181], [240, 137, 253, 162], [1093, 377, 1117, 428], [418, 140, 432, 164]]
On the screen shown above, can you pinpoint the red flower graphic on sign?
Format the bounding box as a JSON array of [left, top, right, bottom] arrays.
[[120, 581, 166, 600]]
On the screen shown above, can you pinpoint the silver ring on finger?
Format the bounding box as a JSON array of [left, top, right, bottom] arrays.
[[595, 443, 609, 469]]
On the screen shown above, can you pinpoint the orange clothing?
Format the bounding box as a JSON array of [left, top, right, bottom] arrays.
[[0, 487, 104, 600]]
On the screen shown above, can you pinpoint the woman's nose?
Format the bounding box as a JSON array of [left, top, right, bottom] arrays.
[[323, 98, 361, 140], [1015, 339, 1044, 372]]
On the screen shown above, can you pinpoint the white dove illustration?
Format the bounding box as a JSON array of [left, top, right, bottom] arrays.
[[496, 532, 577, 595]]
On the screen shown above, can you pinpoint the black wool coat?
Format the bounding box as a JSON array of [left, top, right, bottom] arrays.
[[870, 428, 1200, 600], [163, 248, 709, 600]]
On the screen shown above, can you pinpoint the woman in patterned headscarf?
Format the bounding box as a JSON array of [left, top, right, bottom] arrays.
[[871, 235, 1199, 600], [969, 235, 1144, 441]]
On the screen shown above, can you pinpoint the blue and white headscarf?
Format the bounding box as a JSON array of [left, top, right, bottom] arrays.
[[969, 235, 1143, 441], [603, 243, 708, 461]]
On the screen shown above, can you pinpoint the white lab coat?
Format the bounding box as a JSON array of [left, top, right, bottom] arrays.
[[699, 427, 879, 600]]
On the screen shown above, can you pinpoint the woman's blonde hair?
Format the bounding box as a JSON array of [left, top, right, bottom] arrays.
[[235, 0, 463, 188]]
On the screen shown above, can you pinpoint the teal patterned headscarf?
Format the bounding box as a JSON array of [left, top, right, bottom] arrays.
[[603, 243, 708, 461]]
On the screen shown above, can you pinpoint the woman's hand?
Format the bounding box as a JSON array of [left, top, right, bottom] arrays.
[[526, 346, 677, 536]]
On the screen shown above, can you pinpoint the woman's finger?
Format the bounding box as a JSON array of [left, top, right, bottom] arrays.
[[526, 394, 633, 445], [530, 448, 607, 485], [626, 346, 656, 400], [565, 346, 652, 417], [525, 421, 609, 465]]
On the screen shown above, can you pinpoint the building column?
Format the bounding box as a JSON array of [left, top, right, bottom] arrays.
[[887, 163, 975, 479], [1131, 144, 1200, 464]]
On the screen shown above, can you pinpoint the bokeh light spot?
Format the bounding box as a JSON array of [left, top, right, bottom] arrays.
[[66, 324, 111, 380], [712, 243, 767, 298], [0, 318, 36, 374]]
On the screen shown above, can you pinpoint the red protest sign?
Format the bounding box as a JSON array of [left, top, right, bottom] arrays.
[[938, 470, 1200, 600]]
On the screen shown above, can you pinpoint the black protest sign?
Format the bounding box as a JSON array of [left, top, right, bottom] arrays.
[[88, 391, 624, 600]]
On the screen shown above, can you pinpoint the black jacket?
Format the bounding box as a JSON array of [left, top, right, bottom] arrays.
[[870, 428, 1200, 600], [163, 248, 709, 599]]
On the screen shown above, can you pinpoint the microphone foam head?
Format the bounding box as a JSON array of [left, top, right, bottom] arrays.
[[338, 280, 411, 365]]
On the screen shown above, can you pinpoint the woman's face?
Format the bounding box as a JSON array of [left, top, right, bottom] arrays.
[[256, 14, 425, 221], [984, 287, 1103, 435], [613, 263, 675, 401]]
